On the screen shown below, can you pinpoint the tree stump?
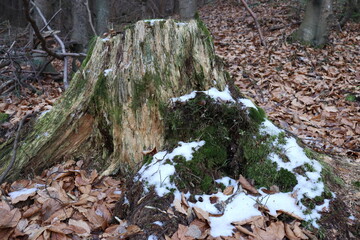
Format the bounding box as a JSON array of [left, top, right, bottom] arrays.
[[0, 19, 232, 180]]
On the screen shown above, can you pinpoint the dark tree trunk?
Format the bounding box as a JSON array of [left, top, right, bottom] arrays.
[[292, 0, 332, 46], [179, 0, 197, 20], [71, 0, 90, 51], [93, 0, 110, 35]]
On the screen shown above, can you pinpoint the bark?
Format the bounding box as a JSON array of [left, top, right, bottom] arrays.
[[292, 0, 333, 46], [93, 0, 110, 35], [71, 0, 90, 51], [33, 0, 56, 29], [179, 0, 197, 20], [0, 19, 230, 181]]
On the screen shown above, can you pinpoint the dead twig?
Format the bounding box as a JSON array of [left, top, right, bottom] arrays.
[[22, 0, 63, 60], [85, 0, 97, 36], [28, 0, 70, 89], [0, 112, 36, 184], [237, 0, 267, 47], [31, 49, 87, 57]]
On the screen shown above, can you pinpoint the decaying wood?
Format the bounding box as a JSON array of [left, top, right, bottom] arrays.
[[0, 19, 231, 181]]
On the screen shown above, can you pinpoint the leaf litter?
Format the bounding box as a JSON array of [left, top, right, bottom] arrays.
[[0, 0, 359, 239]]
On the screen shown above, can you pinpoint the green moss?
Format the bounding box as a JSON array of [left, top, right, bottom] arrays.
[[194, 13, 214, 55], [249, 106, 266, 124], [0, 113, 9, 123], [352, 181, 360, 189], [81, 36, 97, 69], [277, 132, 287, 145], [304, 163, 316, 172], [200, 175, 213, 192], [320, 161, 344, 186], [131, 71, 162, 112], [345, 94, 356, 102], [304, 147, 321, 160]]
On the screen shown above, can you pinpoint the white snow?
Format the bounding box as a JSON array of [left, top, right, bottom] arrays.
[[171, 86, 235, 103], [144, 19, 165, 26], [349, 215, 356, 220], [136, 141, 205, 197], [136, 87, 331, 237], [148, 235, 158, 240], [153, 221, 163, 226], [101, 37, 110, 42], [8, 187, 37, 199], [113, 190, 122, 195], [176, 22, 188, 26], [238, 98, 257, 109], [104, 69, 113, 76]]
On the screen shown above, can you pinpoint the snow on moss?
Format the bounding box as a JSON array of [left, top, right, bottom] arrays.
[[136, 87, 331, 237]]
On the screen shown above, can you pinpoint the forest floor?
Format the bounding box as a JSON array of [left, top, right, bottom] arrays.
[[0, 0, 359, 239]]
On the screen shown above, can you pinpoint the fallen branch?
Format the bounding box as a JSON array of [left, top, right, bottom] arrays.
[[0, 113, 36, 184], [237, 0, 267, 46], [32, 49, 87, 57]]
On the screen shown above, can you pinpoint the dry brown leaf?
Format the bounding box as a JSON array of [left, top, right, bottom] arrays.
[[9, 188, 37, 204], [293, 222, 309, 239], [193, 206, 210, 222], [285, 223, 300, 240], [173, 198, 187, 215], [67, 219, 91, 237], [223, 186, 234, 195], [238, 175, 259, 195], [185, 224, 202, 238], [252, 221, 285, 240], [0, 208, 21, 228], [277, 209, 304, 221], [235, 225, 256, 237]]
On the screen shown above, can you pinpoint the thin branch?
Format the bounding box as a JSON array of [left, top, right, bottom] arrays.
[[31, 49, 87, 57], [85, 0, 97, 36], [22, 0, 64, 60], [29, 0, 70, 89], [40, 8, 62, 32], [0, 112, 36, 184], [238, 0, 267, 47]]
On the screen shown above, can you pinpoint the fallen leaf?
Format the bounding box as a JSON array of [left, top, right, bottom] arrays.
[[238, 175, 259, 195]]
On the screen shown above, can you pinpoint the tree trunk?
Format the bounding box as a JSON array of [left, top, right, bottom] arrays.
[[71, 0, 90, 51], [179, 0, 197, 20], [0, 19, 230, 181], [33, 0, 56, 29], [292, 0, 332, 46], [93, 0, 110, 35]]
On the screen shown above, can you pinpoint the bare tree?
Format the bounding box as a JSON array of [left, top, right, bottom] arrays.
[[292, 0, 333, 46], [179, 0, 197, 20]]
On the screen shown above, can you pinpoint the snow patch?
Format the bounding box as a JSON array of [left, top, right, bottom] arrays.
[[104, 69, 113, 76], [136, 141, 205, 197], [8, 188, 37, 199], [171, 86, 235, 103]]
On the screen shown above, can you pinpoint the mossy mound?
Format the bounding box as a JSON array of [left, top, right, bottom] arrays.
[[161, 93, 298, 194]]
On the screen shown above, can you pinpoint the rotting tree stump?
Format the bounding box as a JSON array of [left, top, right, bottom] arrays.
[[0, 19, 234, 181]]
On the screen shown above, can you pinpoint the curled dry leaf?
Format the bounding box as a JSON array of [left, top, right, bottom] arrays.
[[193, 206, 210, 222], [285, 223, 300, 240], [223, 185, 234, 195], [235, 225, 256, 237], [293, 222, 309, 239], [238, 175, 259, 195], [173, 197, 188, 215], [277, 209, 304, 221], [0, 208, 21, 228]]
